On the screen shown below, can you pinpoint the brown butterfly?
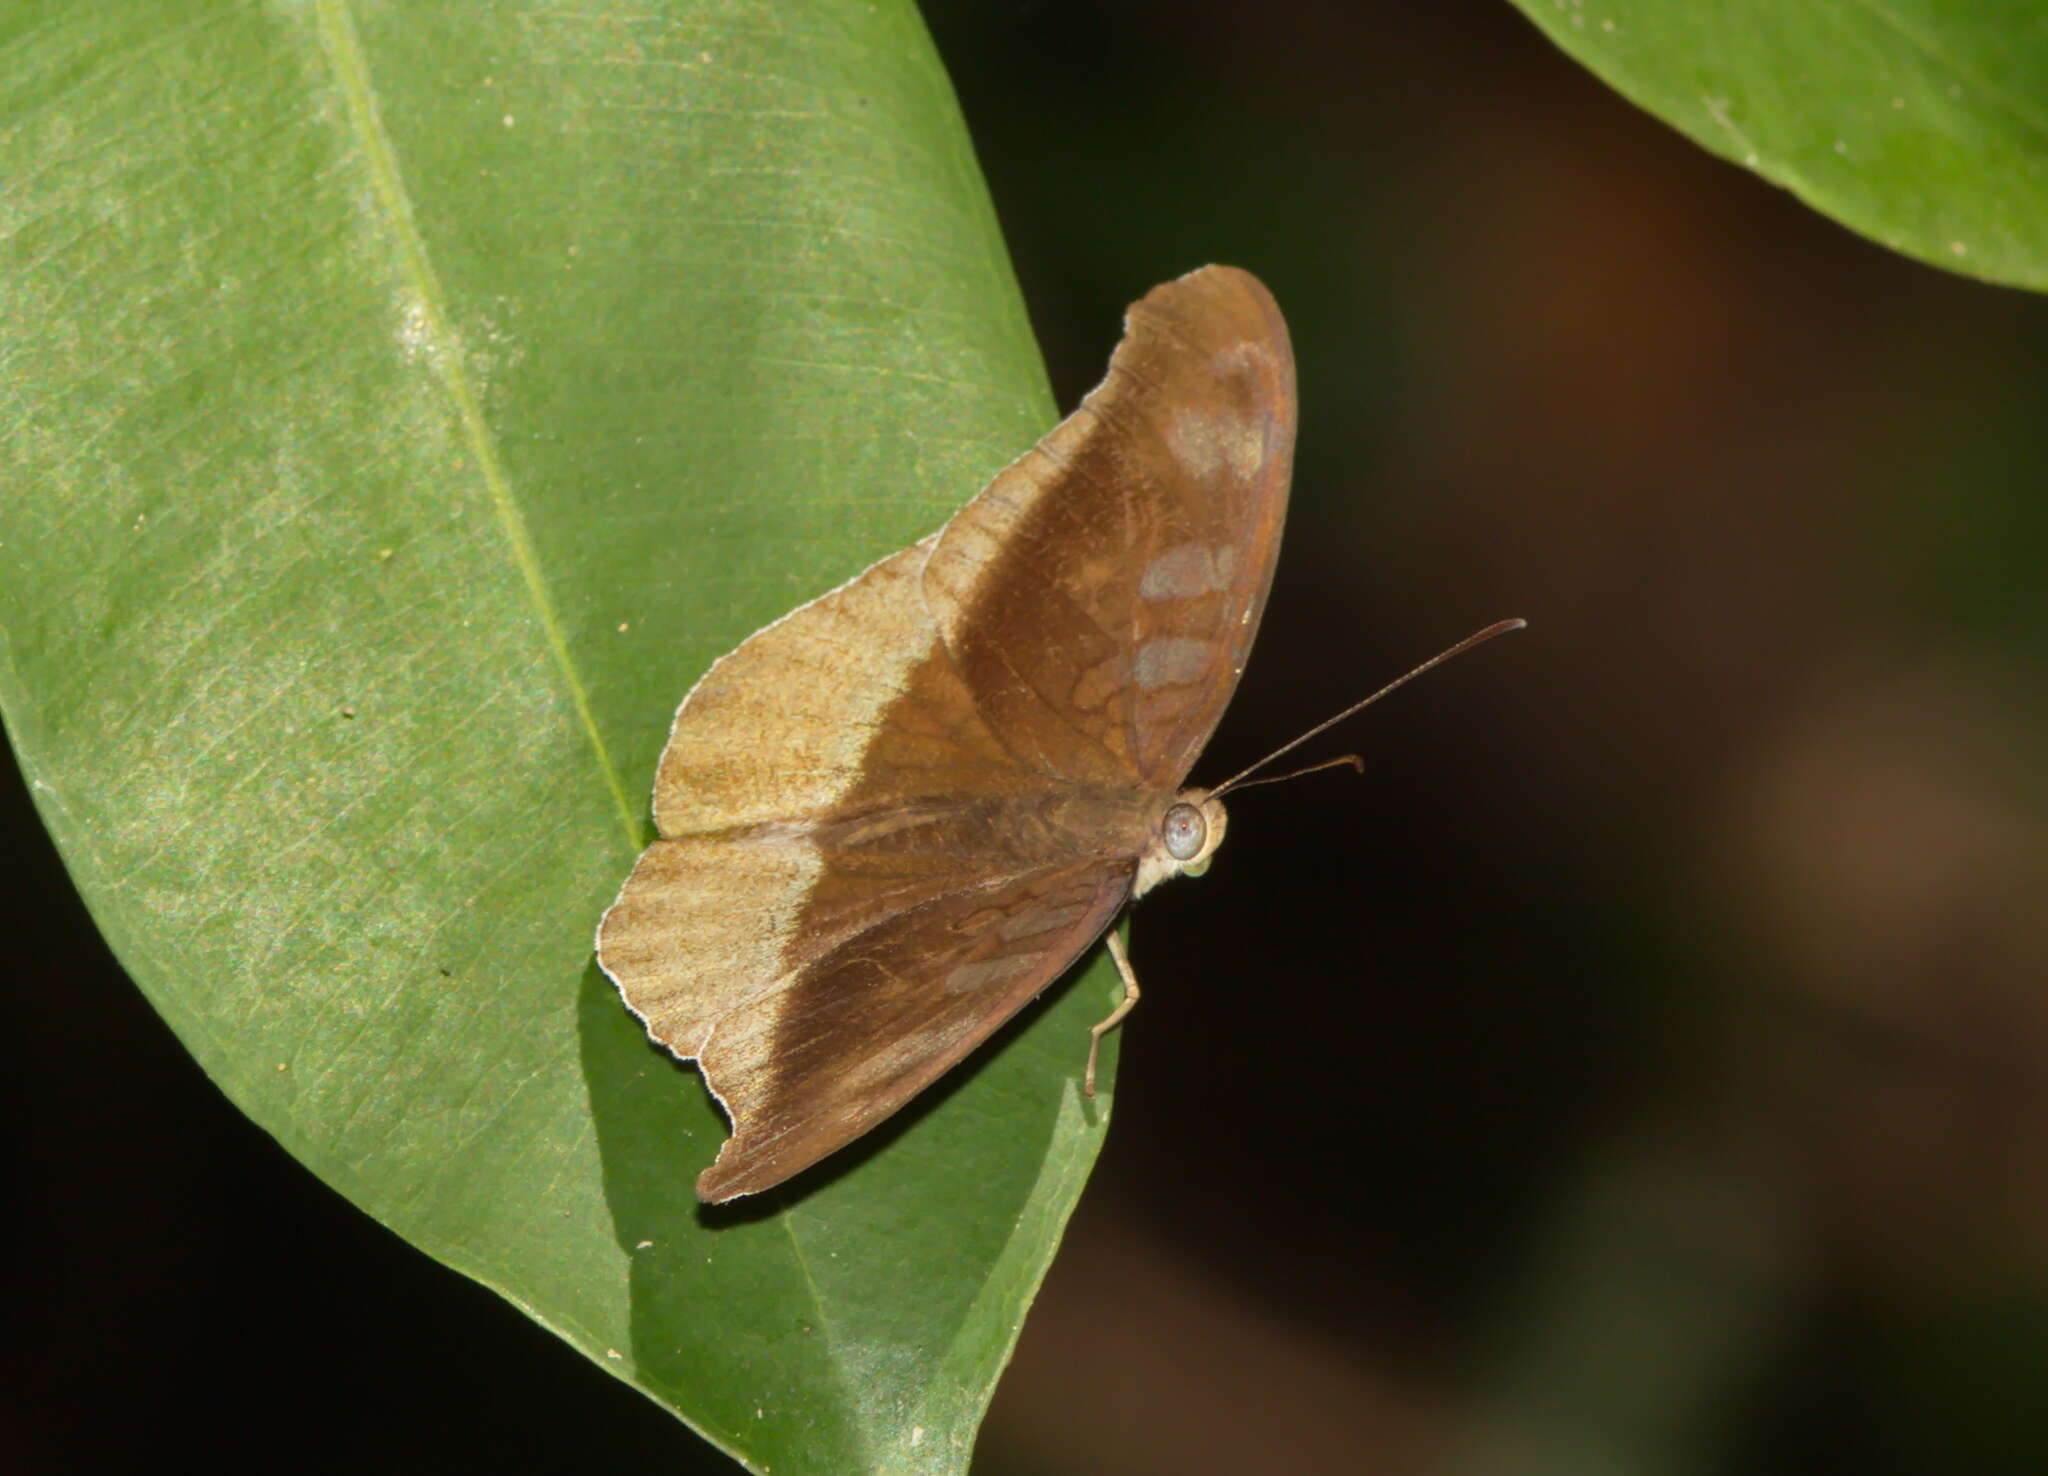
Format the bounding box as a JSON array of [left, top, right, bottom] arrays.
[[596, 266, 1517, 1202]]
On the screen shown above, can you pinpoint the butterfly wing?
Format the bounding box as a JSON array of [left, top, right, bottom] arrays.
[[689, 860, 1131, 1201], [601, 266, 1297, 1198], [597, 538, 1151, 1200], [922, 264, 1296, 788]]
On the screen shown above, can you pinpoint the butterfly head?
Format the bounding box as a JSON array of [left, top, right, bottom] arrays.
[[1134, 790, 1228, 898]]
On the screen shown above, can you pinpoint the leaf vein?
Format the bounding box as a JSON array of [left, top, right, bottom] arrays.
[[313, 0, 642, 855]]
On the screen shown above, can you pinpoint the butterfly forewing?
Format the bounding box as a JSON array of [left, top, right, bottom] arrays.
[[923, 266, 1294, 789]]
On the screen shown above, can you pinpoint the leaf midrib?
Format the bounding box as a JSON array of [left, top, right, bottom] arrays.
[[313, 0, 643, 855], [316, 8, 896, 1464]]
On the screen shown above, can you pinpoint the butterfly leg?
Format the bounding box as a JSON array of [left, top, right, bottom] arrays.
[[1085, 930, 1142, 1097]]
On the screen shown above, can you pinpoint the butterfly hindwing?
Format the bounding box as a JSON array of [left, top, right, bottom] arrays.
[[597, 531, 1155, 1200], [693, 860, 1133, 1200]]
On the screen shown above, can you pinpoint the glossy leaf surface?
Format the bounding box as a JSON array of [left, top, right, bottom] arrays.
[[1511, 0, 2048, 289], [0, 3, 1114, 1471]]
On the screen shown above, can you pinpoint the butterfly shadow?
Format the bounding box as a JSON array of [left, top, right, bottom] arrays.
[[576, 940, 1120, 1383]]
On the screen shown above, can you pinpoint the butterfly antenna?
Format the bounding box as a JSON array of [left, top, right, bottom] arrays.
[[1217, 753, 1364, 794], [1210, 618, 1526, 798]]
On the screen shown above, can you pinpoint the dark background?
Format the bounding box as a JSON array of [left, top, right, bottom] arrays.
[[9, 3, 2048, 1472]]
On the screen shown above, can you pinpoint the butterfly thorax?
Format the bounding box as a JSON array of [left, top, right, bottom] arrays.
[[1133, 789, 1227, 898]]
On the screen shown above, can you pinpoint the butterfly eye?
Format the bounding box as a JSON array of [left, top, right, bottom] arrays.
[[1161, 802, 1207, 862]]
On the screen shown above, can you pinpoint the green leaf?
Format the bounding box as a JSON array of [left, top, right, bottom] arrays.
[[0, 3, 1116, 1470], [1507, 0, 2048, 290]]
